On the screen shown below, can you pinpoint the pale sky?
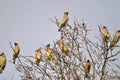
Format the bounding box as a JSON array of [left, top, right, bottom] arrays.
[[0, 0, 120, 80]]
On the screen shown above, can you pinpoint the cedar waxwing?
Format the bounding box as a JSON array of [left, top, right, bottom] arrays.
[[102, 26, 111, 41], [110, 30, 120, 47], [0, 52, 6, 74], [13, 43, 20, 64], [35, 48, 42, 66], [45, 44, 53, 60], [85, 60, 91, 77], [57, 39, 69, 55], [58, 12, 69, 31]]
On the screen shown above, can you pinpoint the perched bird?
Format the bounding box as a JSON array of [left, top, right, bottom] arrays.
[[57, 39, 69, 55], [58, 12, 69, 31], [0, 52, 6, 74], [110, 30, 120, 47], [85, 60, 91, 77], [102, 26, 111, 41], [45, 44, 53, 60], [35, 48, 42, 66], [13, 43, 20, 64]]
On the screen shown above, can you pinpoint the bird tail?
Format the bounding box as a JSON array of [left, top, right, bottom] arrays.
[[109, 41, 115, 49], [0, 68, 2, 74], [85, 72, 88, 78], [36, 60, 39, 66], [13, 56, 16, 64], [13, 60, 15, 64]]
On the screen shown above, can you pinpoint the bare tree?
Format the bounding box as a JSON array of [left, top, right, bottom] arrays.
[[10, 17, 120, 80]]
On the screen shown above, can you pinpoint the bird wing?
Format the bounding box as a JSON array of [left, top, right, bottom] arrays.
[[2, 63, 6, 70], [60, 17, 68, 27]]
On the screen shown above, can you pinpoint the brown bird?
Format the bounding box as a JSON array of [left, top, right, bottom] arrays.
[[57, 39, 69, 55], [102, 26, 111, 41], [0, 52, 6, 74], [45, 44, 53, 60], [85, 60, 91, 77], [35, 48, 42, 66], [110, 30, 120, 47], [58, 12, 69, 31], [13, 43, 20, 64]]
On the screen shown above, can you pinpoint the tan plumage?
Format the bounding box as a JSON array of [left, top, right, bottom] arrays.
[[13, 43, 20, 64], [45, 44, 53, 60], [35, 48, 42, 66], [57, 39, 69, 55], [85, 60, 91, 77], [58, 12, 69, 31], [102, 26, 111, 41], [110, 30, 120, 47], [0, 52, 6, 74]]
